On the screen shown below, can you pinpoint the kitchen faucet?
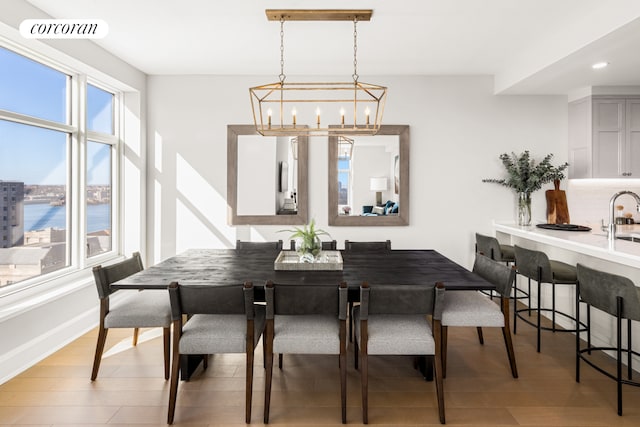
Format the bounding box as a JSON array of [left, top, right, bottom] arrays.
[[606, 190, 640, 245]]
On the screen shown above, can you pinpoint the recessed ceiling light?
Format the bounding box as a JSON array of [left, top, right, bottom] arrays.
[[592, 62, 609, 69]]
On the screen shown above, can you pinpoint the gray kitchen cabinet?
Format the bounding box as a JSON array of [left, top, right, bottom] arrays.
[[569, 96, 640, 178]]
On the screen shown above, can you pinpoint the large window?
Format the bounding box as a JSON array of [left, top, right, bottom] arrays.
[[0, 46, 120, 288]]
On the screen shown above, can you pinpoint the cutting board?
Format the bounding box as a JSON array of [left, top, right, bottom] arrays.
[[546, 180, 570, 224]]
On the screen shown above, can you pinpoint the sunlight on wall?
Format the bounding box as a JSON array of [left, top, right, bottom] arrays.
[[124, 94, 141, 157], [153, 179, 162, 264], [154, 131, 162, 173], [176, 153, 234, 248]]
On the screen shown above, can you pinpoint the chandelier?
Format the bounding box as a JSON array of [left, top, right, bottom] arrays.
[[250, 9, 387, 137]]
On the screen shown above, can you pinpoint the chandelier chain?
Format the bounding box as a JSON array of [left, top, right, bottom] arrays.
[[279, 17, 286, 83], [352, 17, 359, 83]]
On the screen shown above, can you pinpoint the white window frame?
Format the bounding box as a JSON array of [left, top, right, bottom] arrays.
[[0, 42, 123, 297]]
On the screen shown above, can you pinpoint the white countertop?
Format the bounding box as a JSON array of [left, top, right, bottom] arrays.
[[494, 221, 640, 269]]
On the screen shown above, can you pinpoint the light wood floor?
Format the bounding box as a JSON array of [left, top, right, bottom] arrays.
[[2, 309, 640, 426]]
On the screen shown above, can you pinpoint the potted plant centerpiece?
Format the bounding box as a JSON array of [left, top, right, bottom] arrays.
[[483, 151, 568, 226], [281, 218, 331, 262]]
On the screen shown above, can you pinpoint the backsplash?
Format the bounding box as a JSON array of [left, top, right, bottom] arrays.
[[566, 179, 640, 226]]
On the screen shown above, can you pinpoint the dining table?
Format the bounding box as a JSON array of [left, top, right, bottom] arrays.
[[112, 248, 495, 379], [112, 248, 493, 292]]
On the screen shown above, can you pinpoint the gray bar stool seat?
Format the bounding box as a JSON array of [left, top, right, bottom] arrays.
[[576, 264, 640, 416], [513, 245, 587, 352]]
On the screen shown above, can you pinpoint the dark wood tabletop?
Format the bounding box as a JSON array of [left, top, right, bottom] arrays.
[[112, 248, 493, 292]]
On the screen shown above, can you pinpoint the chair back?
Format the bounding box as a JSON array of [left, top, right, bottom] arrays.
[[473, 254, 516, 298], [344, 240, 391, 252], [236, 240, 283, 252], [264, 282, 348, 320], [93, 252, 144, 299], [514, 245, 552, 282], [167, 282, 255, 321], [576, 264, 640, 321], [475, 233, 503, 260], [359, 283, 444, 320]]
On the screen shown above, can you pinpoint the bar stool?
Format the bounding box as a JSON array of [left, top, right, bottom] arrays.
[[576, 264, 640, 416], [513, 245, 587, 352], [475, 233, 529, 307]]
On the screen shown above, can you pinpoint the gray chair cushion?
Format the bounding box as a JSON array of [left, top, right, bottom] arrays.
[[273, 314, 341, 354], [353, 306, 434, 355], [441, 291, 504, 327], [179, 305, 266, 354], [550, 260, 577, 284], [105, 290, 171, 328]]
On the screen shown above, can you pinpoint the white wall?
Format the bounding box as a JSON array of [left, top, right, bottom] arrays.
[[147, 75, 568, 267]]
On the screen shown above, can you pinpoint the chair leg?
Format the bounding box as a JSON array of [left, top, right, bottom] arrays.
[[91, 326, 108, 381], [536, 278, 542, 353], [502, 326, 518, 378], [132, 327, 139, 346], [628, 319, 633, 380], [442, 325, 448, 378], [167, 330, 182, 424], [552, 283, 557, 332], [278, 353, 283, 370], [361, 353, 368, 424], [476, 327, 484, 345], [340, 352, 347, 424], [354, 339, 359, 370], [616, 297, 623, 416], [264, 338, 274, 423], [576, 285, 581, 383], [348, 302, 354, 342], [434, 320, 446, 424], [163, 327, 170, 380], [246, 347, 254, 423]]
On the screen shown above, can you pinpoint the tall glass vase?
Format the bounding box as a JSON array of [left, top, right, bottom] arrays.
[[517, 192, 532, 226]]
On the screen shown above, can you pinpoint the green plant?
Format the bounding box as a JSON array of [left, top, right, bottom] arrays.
[[482, 151, 568, 194], [280, 218, 331, 256]]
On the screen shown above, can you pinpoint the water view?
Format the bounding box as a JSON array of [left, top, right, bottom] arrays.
[[23, 203, 110, 232]]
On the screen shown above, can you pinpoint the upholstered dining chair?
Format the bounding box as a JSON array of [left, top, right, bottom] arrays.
[[166, 281, 265, 424], [91, 252, 171, 381], [353, 282, 446, 424], [343, 240, 392, 342], [441, 254, 518, 378], [576, 264, 640, 416], [236, 240, 283, 252], [263, 281, 348, 424]]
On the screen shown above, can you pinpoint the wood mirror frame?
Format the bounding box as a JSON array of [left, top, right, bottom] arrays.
[[227, 124, 308, 225], [328, 125, 410, 226]]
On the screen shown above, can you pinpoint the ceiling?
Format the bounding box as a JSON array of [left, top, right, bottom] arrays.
[[24, 0, 640, 95]]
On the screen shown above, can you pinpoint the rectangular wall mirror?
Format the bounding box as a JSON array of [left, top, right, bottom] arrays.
[[227, 125, 308, 225], [328, 125, 409, 226]]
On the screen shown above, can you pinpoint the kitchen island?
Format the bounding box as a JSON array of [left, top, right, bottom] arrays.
[[493, 221, 640, 369]]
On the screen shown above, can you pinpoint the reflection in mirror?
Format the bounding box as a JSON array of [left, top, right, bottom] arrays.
[[227, 125, 308, 225], [329, 125, 409, 226]]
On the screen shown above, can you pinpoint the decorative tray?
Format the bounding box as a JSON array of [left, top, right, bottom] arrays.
[[536, 223, 592, 232], [274, 250, 344, 271]]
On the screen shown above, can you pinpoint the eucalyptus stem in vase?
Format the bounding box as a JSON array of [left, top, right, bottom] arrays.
[[483, 151, 568, 226]]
